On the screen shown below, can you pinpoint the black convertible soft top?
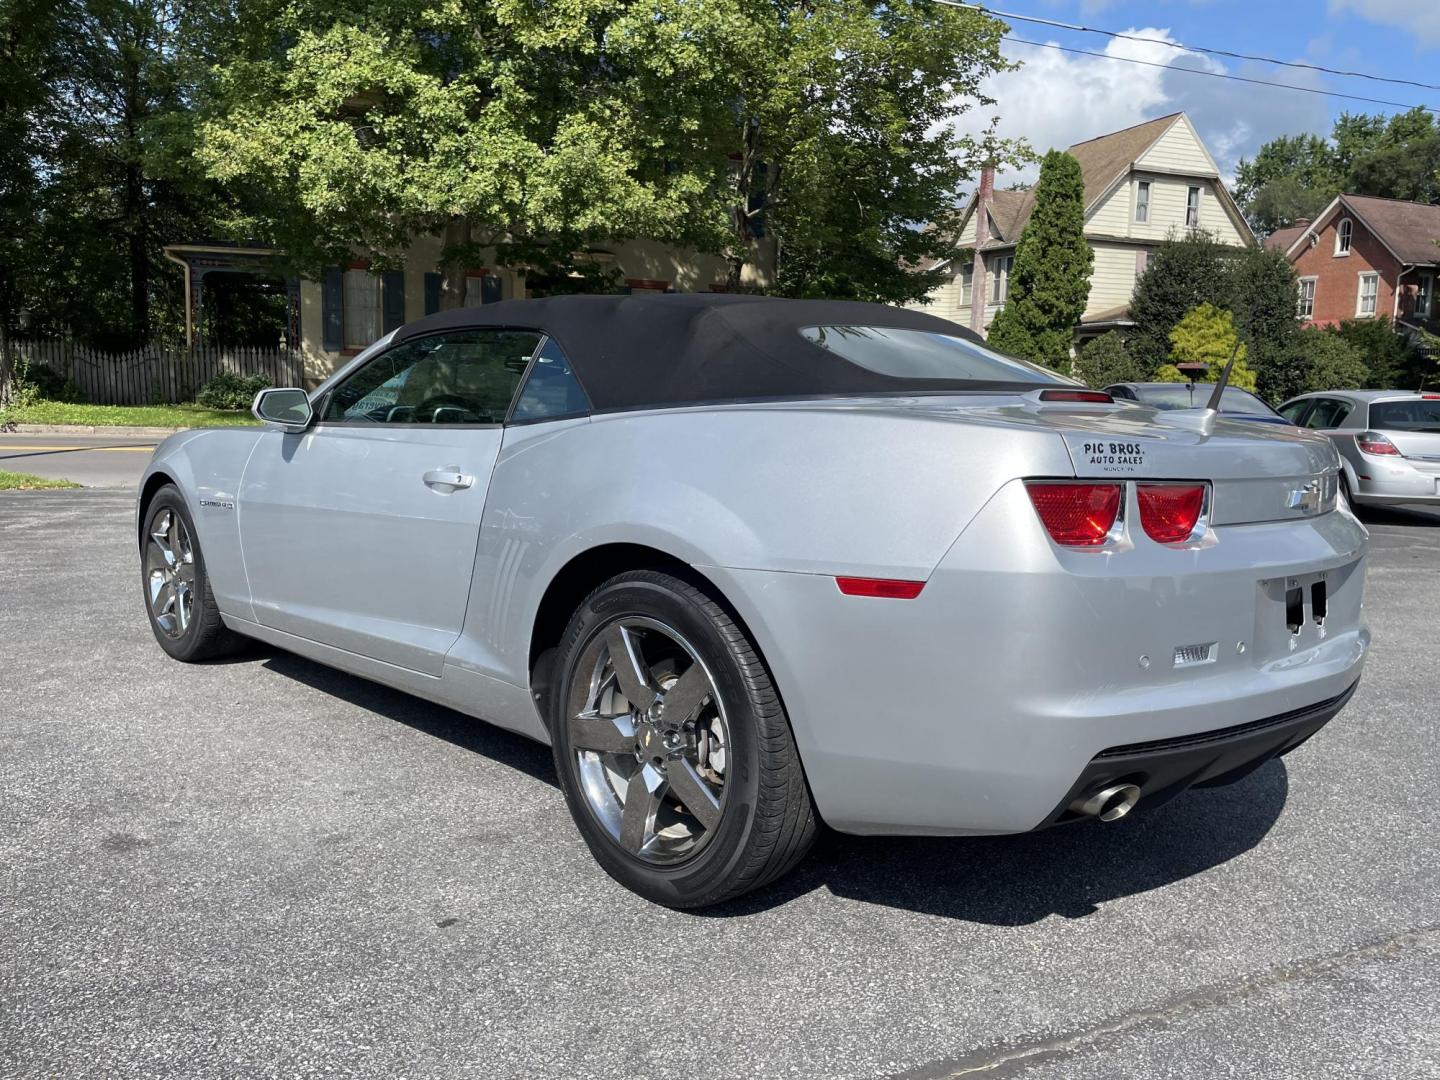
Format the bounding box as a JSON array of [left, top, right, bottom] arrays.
[[392, 293, 1057, 412]]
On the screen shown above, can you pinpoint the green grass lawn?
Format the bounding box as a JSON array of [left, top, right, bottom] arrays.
[[2, 401, 260, 429], [0, 470, 82, 490]]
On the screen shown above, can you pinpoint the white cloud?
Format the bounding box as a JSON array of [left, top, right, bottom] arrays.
[[948, 28, 1330, 191], [1329, 0, 1440, 47]]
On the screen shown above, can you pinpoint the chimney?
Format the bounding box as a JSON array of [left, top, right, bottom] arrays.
[[1294, 217, 1311, 229], [969, 163, 995, 334]]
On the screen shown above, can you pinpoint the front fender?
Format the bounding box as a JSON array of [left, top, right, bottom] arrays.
[[138, 427, 267, 621]]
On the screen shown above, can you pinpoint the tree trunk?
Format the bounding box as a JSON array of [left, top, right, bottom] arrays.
[[0, 317, 12, 411], [126, 159, 149, 339], [440, 217, 471, 310]]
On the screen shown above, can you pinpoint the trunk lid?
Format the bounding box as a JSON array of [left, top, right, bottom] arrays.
[[866, 395, 1342, 525]]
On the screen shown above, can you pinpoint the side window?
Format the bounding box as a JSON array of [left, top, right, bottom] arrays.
[[1305, 398, 1347, 430], [322, 330, 542, 425], [510, 338, 591, 422], [1279, 400, 1312, 425]]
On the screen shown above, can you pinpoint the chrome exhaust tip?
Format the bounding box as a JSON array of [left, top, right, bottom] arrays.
[[1070, 782, 1141, 822]]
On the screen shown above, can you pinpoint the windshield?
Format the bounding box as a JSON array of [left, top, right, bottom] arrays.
[[800, 325, 1071, 385], [1369, 399, 1440, 432], [1130, 384, 1277, 416]]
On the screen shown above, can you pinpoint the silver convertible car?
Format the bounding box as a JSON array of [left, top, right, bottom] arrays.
[[138, 295, 1370, 907]]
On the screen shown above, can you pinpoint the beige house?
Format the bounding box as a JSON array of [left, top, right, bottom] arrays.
[[910, 112, 1254, 343], [166, 234, 775, 382]]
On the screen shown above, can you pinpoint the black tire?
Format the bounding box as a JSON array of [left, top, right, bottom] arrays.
[[140, 484, 244, 662], [550, 569, 817, 908]]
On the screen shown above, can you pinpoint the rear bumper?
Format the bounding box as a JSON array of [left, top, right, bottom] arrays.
[[1353, 462, 1440, 503], [1043, 680, 1358, 827], [705, 480, 1370, 837]]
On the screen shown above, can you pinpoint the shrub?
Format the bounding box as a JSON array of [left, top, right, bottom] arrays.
[[1073, 331, 1146, 388], [1297, 327, 1369, 394], [15, 358, 85, 403], [196, 372, 272, 411], [1167, 304, 1258, 391]]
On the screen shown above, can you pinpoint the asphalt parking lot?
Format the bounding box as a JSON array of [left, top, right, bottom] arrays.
[[3, 490, 1439, 1079]]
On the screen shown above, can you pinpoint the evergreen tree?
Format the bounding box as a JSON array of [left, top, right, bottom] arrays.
[[985, 150, 1092, 365], [1128, 230, 1230, 369], [1228, 246, 1302, 402]]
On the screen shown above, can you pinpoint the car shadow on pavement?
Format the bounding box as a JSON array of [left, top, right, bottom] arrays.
[[1356, 505, 1440, 527], [260, 651, 560, 789], [252, 649, 1286, 926], [704, 763, 1290, 924]]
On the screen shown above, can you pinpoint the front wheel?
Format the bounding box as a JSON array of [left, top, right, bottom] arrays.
[[140, 485, 244, 662], [550, 570, 817, 908]]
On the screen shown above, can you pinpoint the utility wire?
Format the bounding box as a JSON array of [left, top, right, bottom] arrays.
[[939, 0, 1440, 94], [1003, 35, 1436, 114]]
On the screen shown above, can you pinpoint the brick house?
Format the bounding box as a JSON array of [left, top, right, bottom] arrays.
[[1267, 194, 1439, 332], [908, 112, 1254, 343]]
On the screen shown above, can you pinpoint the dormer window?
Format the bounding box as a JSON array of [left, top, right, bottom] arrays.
[[1335, 218, 1353, 256]]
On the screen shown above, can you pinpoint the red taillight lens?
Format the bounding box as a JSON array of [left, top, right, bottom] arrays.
[[835, 576, 925, 599], [1136, 483, 1206, 544], [1024, 482, 1122, 547], [1357, 431, 1400, 456]]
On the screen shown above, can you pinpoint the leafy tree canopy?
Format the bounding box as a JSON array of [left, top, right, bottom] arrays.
[[984, 150, 1093, 365], [199, 0, 1018, 306], [1234, 108, 1440, 235]]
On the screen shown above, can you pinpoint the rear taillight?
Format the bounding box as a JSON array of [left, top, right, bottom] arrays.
[[1357, 431, 1400, 456], [1136, 483, 1207, 544], [1024, 482, 1122, 547]]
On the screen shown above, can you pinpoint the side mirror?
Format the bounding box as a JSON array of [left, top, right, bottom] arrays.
[[252, 387, 314, 433]]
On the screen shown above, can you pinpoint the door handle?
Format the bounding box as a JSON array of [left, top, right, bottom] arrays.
[[423, 467, 475, 490]]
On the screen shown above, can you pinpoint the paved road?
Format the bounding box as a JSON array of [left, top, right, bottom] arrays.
[[2, 491, 1438, 1079], [0, 433, 159, 488]]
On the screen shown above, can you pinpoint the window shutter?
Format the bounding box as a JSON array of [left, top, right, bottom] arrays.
[[322, 268, 344, 352], [424, 272, 441, 315], [382, 271, 406, 333]]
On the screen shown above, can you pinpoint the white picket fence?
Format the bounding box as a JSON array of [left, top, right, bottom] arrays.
[[11, 340, 305, 406]]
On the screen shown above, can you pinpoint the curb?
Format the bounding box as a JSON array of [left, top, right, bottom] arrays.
[[11, 423, 184, 437]]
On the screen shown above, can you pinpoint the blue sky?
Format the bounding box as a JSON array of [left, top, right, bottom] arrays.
[[951, 0, 1440, 185]]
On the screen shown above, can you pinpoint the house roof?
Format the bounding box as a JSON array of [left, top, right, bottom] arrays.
[[1066, 113, 1184, 209], [1284, 194, 1440, 266], [1079, 303, 1135, 326], [940, 111, 1250, 260], [1263, 224, 1307, 252], [1341, 195, 1440, 264]]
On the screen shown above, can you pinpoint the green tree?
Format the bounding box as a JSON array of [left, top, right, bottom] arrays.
[[1228, 245, 1302, 401], [1128, 230, 1230, 368], [1297, 327, 1368, 394], [199, 0, 1016, 306], [1, 0, 68, 404], [1167, 303, 1258, 392], [984, 150, 1092, 364], [1073, 331, 1145, 389], [1235, 108, 1440, 235]]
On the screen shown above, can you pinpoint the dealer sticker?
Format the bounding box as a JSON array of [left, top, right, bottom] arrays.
[[1080, 440, 1147, 470]]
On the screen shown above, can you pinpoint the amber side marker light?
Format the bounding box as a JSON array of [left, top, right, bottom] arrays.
[[835, 576, 926, 599]]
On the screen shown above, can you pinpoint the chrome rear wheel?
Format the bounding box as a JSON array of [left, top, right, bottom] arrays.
[[567, 617, 729, 865]]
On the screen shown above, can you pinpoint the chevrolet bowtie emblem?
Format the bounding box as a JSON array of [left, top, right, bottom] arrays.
[[1286, 479, 1321, 512]]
